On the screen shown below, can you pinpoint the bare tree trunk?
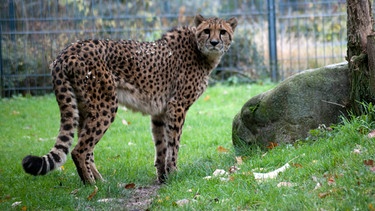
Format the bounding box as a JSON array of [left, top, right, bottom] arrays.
[[367, 34, 375, 99], [347, 0, 374, 114]]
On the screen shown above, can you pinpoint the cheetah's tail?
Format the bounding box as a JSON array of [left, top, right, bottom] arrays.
[[22, 61, 78, 176]]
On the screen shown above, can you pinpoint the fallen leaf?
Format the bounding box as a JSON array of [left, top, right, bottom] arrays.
[[318, 192, 330, 198], [235, 156, 243, 165], [292, 163, 303, 168], [87, 186, 98, 200], [228, 165, 240, 174], [253, 163, 290, 180], [203, 95, 210, 101], [122, 119, 130, 125], [0, 195, 11, 203], [364, 159, 374, 166], [213, 169, 228, 177], [12, 110, 20, 115], [266, 142, 278, 149], [70, 188, 79, 195], [175, 199, 190, 206], [369, 203, 375, 211], [353, 148, 362, 154], [21, 206, 27, 211], [203, 176, 212, 180], [97, 198, 115, 203], [217, 146, 228, 153], [204, 169, 229, 181], [220, 177, 229, 182], [12, 201, 22, 207], [124, 183, 136, 189], [312, 176, 322, 190], [327, 176, 335, 186], [277, 182, 295, 187], [368, 130, 375, 138]]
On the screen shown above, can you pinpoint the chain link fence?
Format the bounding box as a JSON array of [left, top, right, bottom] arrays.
[[1, 0, 348, 97]]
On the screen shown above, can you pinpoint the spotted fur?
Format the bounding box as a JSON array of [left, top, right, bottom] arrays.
[[22, 14, 237, 184]]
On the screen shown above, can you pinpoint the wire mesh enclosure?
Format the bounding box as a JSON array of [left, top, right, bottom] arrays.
[[0, 0, 348, 97]]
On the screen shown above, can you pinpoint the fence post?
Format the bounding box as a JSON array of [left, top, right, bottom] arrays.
[[0, 25, 3, 98], [268, 0, 278, 81], [9, 0, 16, 41]]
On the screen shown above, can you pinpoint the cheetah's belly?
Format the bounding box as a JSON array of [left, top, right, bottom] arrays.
[[116, 85, 166, 116]]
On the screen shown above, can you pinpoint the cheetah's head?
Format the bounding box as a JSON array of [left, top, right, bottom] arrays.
[[194, 14, 237, 57]]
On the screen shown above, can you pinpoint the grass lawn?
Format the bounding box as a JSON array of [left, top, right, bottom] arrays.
[[1, 83, 375, 210]]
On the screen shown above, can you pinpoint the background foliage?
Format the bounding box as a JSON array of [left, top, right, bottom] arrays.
[[0, 0, 347, 96]]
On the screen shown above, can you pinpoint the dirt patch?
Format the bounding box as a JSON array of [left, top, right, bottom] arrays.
[[124, 184, 160, 210], [95, 183, 161, 210]]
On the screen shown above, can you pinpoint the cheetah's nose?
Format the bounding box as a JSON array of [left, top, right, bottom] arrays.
[[210, 40, 219, 46]]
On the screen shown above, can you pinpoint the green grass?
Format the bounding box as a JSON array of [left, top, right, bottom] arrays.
[[1, 83, 375, 210]]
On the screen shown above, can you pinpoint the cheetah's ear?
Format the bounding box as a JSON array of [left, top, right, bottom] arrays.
[[226, 17, 238, 31], [194, 14, 205, 27]]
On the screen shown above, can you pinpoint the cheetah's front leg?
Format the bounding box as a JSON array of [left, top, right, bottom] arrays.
[[151, 101, 186, 183], [151, 115, 168, 183]]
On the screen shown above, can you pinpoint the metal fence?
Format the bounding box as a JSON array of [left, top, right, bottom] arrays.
[[0, 0, 348, 97]]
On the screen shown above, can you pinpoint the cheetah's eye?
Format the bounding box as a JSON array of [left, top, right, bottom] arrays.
[[220, 30, 227, 35], [203, 29, 210, 34]]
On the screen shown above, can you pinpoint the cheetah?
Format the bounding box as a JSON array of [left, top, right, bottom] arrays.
[[22, 14, 237, 184]]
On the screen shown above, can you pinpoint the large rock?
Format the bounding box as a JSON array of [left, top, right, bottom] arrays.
[[232, 63, 350, 148]]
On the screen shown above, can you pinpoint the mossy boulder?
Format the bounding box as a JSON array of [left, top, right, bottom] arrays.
[[232, 63, 350, 148]]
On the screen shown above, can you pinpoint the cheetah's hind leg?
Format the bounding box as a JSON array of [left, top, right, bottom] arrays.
[[70, 76, 118, 184]]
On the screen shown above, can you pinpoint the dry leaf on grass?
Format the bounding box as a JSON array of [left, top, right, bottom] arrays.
[[266, 142, 278, 149], [11, 201, 22, 207], [364, 159, 374, 166], [326, 176, 336, 186], [87, 186, 98, 200], [312, 175, 322, 190], [292, 163, 303, 168], [122, 119, 131, 125], [175, 199, 190, 206], [353, 148, 362, 154], [204, 169, 229, 181], [368, 130, 375, 138], [228, 165, 240, 174], [213, 169, 228, 177], [253, 163, 290, 180], [318, 192, 330, 198], [217, 146, 229, 153], [125, 183, 136, 189], [70, 188, 79, 195], [363, 159, 375, 173], [277, 182, 295, 187], [235, 156, 243, 165]]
